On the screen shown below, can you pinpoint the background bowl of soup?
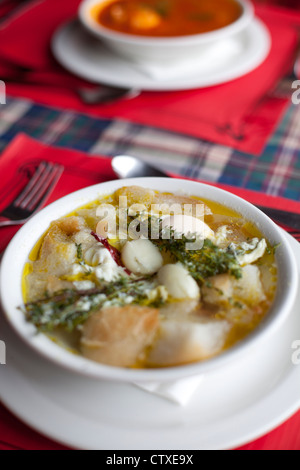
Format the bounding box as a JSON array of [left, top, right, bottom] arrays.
[[78, 0, 254, 64], [0, 177, 298, 383]]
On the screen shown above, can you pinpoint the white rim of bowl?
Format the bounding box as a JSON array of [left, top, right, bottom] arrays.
[[78, 0, 254, 46], [0, 178, 298, 383]]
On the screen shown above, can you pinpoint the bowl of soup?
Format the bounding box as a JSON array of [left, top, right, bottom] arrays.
[[78, 0, 254, 64], [0, 178, 298, 383]]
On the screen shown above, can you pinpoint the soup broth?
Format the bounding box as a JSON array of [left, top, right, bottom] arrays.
[[92, 0, 243, 37], [22, 186, 277, 369]]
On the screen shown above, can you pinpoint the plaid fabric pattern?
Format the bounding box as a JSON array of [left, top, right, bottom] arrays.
[[0, 94, 300, 200]]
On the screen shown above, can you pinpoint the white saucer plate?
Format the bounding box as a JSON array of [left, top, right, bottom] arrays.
[[51, 18, 271, 91], [0, 231, 299, 450]]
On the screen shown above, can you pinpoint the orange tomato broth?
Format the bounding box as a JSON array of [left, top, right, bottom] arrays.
[[91, 0, 243, 37]]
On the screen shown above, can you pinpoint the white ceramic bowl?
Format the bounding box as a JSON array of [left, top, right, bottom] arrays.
[[78, 0, 254, 63], [0, 178, 298, 383]]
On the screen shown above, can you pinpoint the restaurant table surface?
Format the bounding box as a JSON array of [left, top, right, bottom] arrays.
[[1, 0, 300, 451]]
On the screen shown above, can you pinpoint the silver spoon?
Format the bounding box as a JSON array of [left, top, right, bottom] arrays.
[[112, 155, 168, 178], [77, 86, 140, 105], [111, 154, 300, 230]]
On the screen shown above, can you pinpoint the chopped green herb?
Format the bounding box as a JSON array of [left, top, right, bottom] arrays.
[[233, 301, 244, 309], [154, 232, 242, 285], [229, 297, 244, 309], [75, 243, 83, 261], [21, 278, 166, 332], [75, 242, 92, 274], [266, 243, 281, 256]]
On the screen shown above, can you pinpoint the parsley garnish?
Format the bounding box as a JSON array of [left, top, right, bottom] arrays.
[[21, 278, 165, 332], [154, 233, 242, 285], [75, 243, 83, 261]]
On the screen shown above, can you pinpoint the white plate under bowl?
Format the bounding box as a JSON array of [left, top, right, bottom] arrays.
[[51, 17, 271, 91], [0, 230, 299, 450]]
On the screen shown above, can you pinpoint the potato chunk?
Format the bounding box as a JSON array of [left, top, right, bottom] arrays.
[[233, 265, 266, 305], [202, 274, 233, 306], [80, 306, 159, 367], [147, 319, 230, 367], [121, 239, 163, 275], [130, 6, 161, 30], [202, 266, 266, 308], [157, 263, 200, 300]]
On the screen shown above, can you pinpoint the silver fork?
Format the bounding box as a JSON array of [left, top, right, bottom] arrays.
[[0, 161, 64, 228]]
